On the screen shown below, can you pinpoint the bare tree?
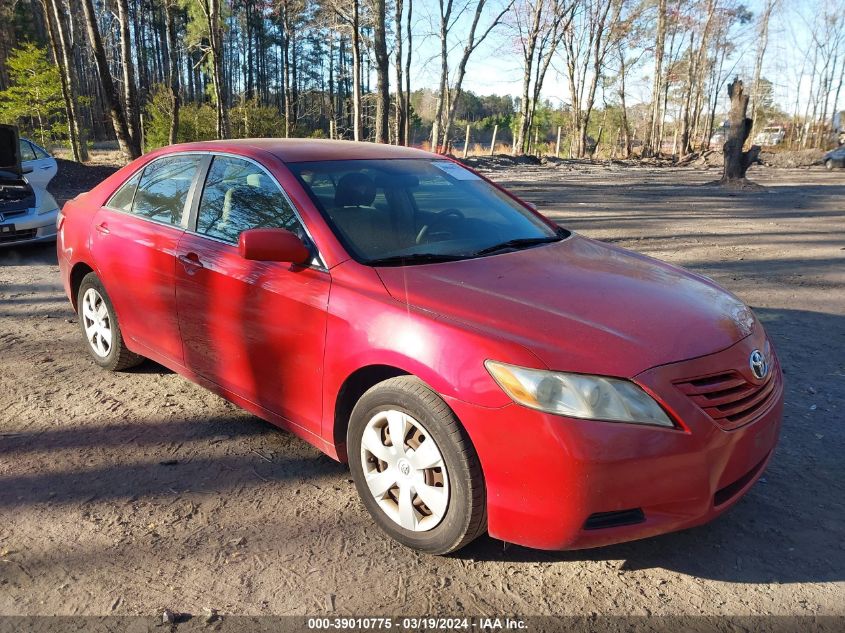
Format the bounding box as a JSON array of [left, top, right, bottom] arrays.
[[560, 0, 625, 157], [439, 0, 513, 151], [43, 0, 88, 161], [164, 0, 180, 145], [193, 0, 230, 139], [79, 0, 139, 158], [512, 0, 573, 154], [404, 0, 413, 144], [429, 0, 454, 151], [750, 0, 778, 130], [679, 0, 717, 155], [642, 0, 666, 157], [116, 0, 142, 149], [393, 0, 405, 144], [330, 0, 364, 140], [372, 0, 390, 142]]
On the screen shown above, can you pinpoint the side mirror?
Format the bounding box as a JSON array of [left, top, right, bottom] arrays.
[[22, 166, 33, 174], [238, 228, 311, 264]]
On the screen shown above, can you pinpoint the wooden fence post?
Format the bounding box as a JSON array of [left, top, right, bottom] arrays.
[[463, 124, 471, 159], [555, 126, 561, 157], [490, 124, 498, 156]]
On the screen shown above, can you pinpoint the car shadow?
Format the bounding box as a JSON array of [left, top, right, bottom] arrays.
[[0, 242, 58, 266]]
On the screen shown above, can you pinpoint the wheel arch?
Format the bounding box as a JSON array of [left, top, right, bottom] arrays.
[[332, 364, 411, 461], [69, 261, 96, 312]]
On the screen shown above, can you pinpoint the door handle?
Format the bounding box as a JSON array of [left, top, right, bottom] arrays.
[[178, 252, 204, 269], [41, 166, 51, 170], [95, 222, 109, 235]]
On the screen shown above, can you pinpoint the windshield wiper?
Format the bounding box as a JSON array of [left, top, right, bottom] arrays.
[[367, 253, 471, 267], [472, 235, 561, 257]]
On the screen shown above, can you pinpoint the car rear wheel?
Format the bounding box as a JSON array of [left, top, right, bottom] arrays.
[[826, 159, 835, 171], [77, 272, 143, 371], [348, 376, 486, 554]]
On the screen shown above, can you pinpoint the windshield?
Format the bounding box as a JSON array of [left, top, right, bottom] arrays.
[[288, 158, 563, 265]]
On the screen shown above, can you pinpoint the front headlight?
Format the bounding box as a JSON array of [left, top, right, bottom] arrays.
[[485, 360, 674, 427]]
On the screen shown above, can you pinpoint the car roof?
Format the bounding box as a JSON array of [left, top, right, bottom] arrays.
[[162, 138, 434, 163]]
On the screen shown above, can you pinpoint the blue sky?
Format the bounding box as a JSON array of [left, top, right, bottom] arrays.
[[395, 0, 822, 117]]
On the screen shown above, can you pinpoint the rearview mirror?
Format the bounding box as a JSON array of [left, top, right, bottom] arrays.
[[238, 228, 311, 264]]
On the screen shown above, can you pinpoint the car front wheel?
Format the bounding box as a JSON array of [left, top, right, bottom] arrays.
[[826, 159, 835, 170], [348, 376, 486, 554], [77, 272, 143, 371]]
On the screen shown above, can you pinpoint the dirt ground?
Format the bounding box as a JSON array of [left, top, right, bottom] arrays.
[[0, 158, 843, 622]]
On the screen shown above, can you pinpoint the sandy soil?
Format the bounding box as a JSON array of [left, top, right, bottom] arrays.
[[0, 159, 843, 620]]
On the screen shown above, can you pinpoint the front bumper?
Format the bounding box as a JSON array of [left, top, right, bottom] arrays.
[[448, 331, 783, 550], [0, 210, 58, 247]]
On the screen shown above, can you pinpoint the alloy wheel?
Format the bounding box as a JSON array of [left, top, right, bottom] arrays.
[[81, 287, 113, 358]]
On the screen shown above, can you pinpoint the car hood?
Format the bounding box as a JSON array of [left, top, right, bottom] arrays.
[[375, 235, 755, 377]]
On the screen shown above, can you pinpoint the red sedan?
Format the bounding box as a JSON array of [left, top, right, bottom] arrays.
[[57, 140, 783, 554]]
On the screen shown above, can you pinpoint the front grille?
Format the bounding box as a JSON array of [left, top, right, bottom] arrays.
[[674, 359, 780, 431], [0, 228, 37, 244]]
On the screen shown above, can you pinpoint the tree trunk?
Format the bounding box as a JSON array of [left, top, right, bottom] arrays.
[[430, 0, 452, 152], [721, 78, 760, 185], [617, 47, 631, 158], [372, 0, 390, 143], [351, 0, 362, 141], [403, 0, 412, 145], [516, 1, 543, 155], [393, 0, 405, 145], [165, 0, 180, 145], [43, 0, 88, 161], [205, 0, 229, 139], [116, 0, 142, 152], [79, 0, 139, 159], [643, 0, 666, 157], [750, 0, 776, 131]]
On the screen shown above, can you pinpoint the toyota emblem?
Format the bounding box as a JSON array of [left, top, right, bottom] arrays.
[[749, 349, 769, 380]]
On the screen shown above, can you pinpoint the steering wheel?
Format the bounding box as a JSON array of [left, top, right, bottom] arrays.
[[415, 208, 465, 244]]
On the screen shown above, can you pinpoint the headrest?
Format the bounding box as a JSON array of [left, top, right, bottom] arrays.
[[334, 172, 376, 207], [246, 173, 265, 188]]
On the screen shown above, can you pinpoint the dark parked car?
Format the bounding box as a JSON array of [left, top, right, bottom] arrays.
[[823, 146, 845, 170]]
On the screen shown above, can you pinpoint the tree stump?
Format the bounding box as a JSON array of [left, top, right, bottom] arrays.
[[720, 78, 761, 186]]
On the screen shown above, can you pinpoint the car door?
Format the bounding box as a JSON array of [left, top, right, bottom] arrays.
[[91, 153, 205, 364], [19, 139, 56, 188], [175, 154, 330, 436]]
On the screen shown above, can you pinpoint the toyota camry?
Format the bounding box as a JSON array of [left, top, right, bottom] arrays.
[[57, 139, 783, 554]]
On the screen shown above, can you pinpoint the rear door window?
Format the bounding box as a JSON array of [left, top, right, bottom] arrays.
[[31, 143, 50, 159], [106, 171, 142, 212], [131, 155, 201, 226]]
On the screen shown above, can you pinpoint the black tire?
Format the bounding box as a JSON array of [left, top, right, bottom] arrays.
[[77, 272, 143, 371], [348, 376, 486, 555]]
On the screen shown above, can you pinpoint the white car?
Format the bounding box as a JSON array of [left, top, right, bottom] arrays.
[[752, 126, 785, 147], [0, 125, 60, 247], [19, 137, 58, 188]]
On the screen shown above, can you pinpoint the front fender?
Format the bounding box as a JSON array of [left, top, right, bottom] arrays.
[[321, 262, 543, 450]]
